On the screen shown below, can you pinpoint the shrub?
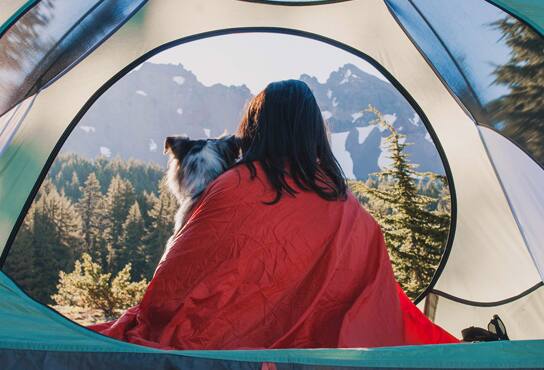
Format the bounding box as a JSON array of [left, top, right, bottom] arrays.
[[53, 253, 147, 318]]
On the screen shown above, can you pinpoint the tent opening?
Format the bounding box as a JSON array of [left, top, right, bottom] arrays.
[[1, 31, 453, 331]]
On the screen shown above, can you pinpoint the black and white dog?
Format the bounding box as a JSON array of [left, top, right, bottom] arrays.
[[164, 134, 239, 231]]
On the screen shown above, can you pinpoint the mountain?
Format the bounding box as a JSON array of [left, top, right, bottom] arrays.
[[62, 63, 252, 168], [62, 62, 444, 179], [300, 64, 442, 178]]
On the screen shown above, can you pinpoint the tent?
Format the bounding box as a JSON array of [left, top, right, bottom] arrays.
[[0, 0, 543, 368]]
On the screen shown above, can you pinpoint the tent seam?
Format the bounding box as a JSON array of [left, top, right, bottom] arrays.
[[432, 282, 544, 307]]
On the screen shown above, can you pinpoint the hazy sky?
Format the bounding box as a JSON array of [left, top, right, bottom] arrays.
[[148, 33, 388, 94]]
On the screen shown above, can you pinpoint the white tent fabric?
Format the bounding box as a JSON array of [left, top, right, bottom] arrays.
[[434, 287, 544, 340], [0, 0, 542, 339], [480, 126, 544, 281], [0, 0, 29, 29], [0, 95, 36, 156]]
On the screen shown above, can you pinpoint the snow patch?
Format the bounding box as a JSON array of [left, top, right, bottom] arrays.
[[425, 132, 433, 143], [327, 89, 332, 99], [357, 126, 375, 144], [99, 146, 111, 158], [340, 69, 352, 84], [330, 132, 355, 179], [409, 113, 420, 127], [149, 139, 157, 152], [176, 108, 183, 115], [135, 90, 147, 96], [332, 97, 339, 107], [351, 111, 364, 123], [80, 125, 95, 133], [321, 111, 332, 120], [173, 76, 185, 85], [203, 128, 211, 138], [384, 113, 397, 125]]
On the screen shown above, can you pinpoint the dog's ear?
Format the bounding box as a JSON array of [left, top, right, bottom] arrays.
[[164, 135, 193, 159], [164, 136, 176, 154], [224, 135, 241, 155]]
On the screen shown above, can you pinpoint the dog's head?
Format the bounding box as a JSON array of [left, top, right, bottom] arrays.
[[164, 134, 240, 200]]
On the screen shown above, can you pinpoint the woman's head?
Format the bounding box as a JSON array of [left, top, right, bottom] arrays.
[[236, 79, 347, 204]]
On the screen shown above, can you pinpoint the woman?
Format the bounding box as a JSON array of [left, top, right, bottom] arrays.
[[89, 80, 458, 349]]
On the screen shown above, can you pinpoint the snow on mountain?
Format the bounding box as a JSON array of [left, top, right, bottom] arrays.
[[351, 111, 363, 123], [149, 139, 157, 152], [322, 111, 332, 120], [62, 62, 444, 179], [80, 126, 95, 133], [330, 132, 355, 179], [357, 126, 375, 144], [409, 113, 420, 127], [301, 63, 444, 178], [172, 76, 185, 85], [99, 146, 111, 157]]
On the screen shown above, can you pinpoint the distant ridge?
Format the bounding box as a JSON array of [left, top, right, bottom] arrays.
[[62, 62, 444, 179]]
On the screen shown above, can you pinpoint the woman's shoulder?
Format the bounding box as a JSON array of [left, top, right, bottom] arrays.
[[203, 162, 267, 200], [345, 190, 383, 230]]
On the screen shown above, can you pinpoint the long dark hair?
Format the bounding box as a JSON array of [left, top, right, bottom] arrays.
[[236, 79, 347, 204]]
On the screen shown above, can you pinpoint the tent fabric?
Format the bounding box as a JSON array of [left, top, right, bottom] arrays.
[[0, 0, 37, 37], [489, 0, 544, 36], [0, 94, 36, 156], [479, 126, 544, 280], [433, 286, 544, 341], [0, 0, 146, 118], [88, 163, 458, 349], [2, 270, 544, 368], [386, 0, 544, 169], [0, 0, 542, 351]]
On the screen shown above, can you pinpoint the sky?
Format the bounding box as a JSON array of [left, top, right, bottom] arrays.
[[147, 32, 389, 95]]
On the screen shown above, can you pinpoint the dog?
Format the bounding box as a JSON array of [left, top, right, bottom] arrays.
[[164, 134, 240, 231]]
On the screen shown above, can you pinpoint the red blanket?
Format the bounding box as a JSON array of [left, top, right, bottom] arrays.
[[88, 163, 458, 349]]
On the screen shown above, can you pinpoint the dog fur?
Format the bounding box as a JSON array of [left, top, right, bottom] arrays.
[[164, 134, 239, 231]]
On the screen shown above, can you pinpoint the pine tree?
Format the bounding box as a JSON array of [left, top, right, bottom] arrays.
[[64, 171, 81, 201], [3, 214, 36, 292], [102, 175, 136, 273], [26, 180, 84, 303], [350, 106, 450, 299], [489, 17, 544, 163], [115, 202, 146, 278], [77, 173, 104, 260], [142, 179, 178, 279]]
